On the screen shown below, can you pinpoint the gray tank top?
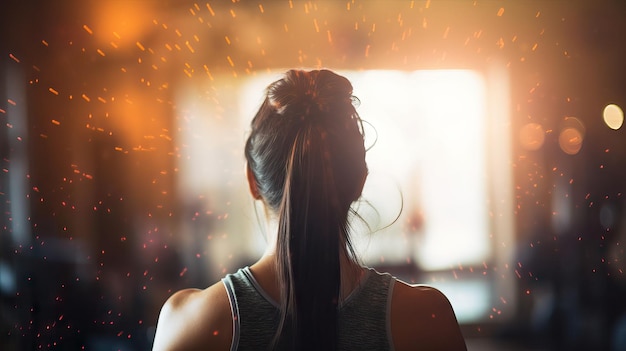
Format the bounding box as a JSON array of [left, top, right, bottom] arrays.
[[222, 266, 395, 350]]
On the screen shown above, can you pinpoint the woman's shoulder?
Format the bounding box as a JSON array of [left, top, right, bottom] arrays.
[[390, 280, 467, 351], [152, 281, 233, 351], [392, 280, 452, 310]]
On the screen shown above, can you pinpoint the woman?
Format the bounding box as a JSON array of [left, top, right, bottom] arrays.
[[153, 69, 467, 350]]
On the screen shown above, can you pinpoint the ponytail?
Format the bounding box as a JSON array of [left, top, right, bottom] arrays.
[[245, 70, 367, 350], [274, 122, 344, 350]]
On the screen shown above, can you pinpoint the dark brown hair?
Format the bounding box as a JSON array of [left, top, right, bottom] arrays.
[[244, 69, 367, 350]]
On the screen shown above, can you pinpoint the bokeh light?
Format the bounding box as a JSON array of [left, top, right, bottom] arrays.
[[558, 117, 585, 155], [558, 127, 583, 155], [519, 122, 545, 151], [603, 103, 624, 130]]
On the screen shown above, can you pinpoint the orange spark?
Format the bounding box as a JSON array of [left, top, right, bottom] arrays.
[[48, 88, 59, 95], [203, 65, 214, 80], [185, 41, 195, 53], [83, 24, 93, 35], [206, 4, 215, 16], [497, 37, 505, 49]]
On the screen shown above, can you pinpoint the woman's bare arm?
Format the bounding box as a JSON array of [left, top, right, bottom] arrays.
[[152, 283, 233, 351], [391, 281, 467, 351]]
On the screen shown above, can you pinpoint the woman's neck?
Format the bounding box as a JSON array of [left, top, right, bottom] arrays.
[[253, 214, 365, 300], [252, 245, 365, 303]]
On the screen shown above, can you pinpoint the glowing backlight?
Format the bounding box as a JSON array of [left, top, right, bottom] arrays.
[[235, 70, 512, 323], [346, 70, 491, 271]]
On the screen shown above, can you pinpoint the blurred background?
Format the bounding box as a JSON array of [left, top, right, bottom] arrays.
[[1, 0, 625, 350]]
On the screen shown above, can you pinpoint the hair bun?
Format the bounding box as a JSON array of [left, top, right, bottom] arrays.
[[267, 70, 353, 116]]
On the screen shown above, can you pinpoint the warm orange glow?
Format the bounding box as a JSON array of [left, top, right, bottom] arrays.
[[91, 2, 155, 49]]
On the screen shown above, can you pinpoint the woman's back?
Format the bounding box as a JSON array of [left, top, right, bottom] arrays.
[[224, 266, 393, 350]]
